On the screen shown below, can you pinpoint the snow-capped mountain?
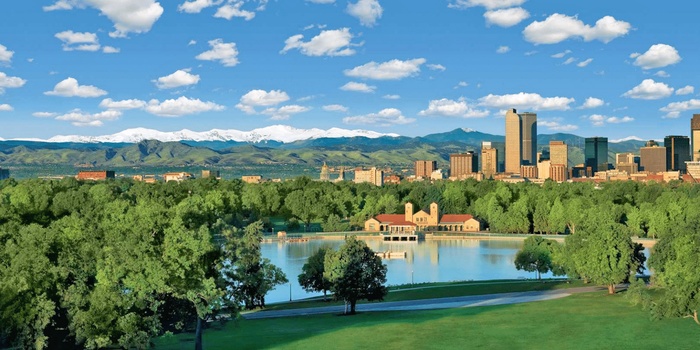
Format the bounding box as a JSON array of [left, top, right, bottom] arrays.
[[18, 125, 400, 144], [610, 136, 646, 143]]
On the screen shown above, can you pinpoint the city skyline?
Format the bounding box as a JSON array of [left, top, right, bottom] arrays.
[[0, 1, 698, 140]]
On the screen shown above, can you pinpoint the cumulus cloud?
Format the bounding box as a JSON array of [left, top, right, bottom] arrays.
[[56, 109, 122, 127], [344, 58, 426, 80], [281, 28, 360, 56], [145, 96, 225, 117], [214, 1, 256, 20], [99, 98, 148, 110], [33, 112, 58, 118], [236, 89, 290, 113], [484, 7, 529, 27], [0, 44, 14, 63], [343, 108, 415, 126], [154, 69, 200, 89], [44, 77, 107, 97], [551, 50, 571, 58], [102, 46, 120, 53], [563, 57, 576, 65], [478, 92, 575, 111], [340, 81, 376, 93], [654, 70, 670, 78], [323, 104, 349, 112], [676, 85, 694, 96], [523, 14, 631, 44], [347, 0, 383, 27], [178, 0, 223, 13], [660, 99, 700, 119], [196, 39, 239, 67], [419, 98, 490, 118], [0, 104, 13, 111], [449, 0, 526, 10], [261, 105, 311, 120], [55, 30, 100, 51], [45, 0, 164, 38], [589, 114, 634, 126], [0, 72, 27, 93], [622, 79, 674, 100], [631, 44, 681, 70], [578, 97, 605, 109], [454, 81, 469, 89], [383, 94, 400, 99], [427, 64, 446, 71], [539, 119, 578, 132], [496, 46, 510, 54], [577, 58, 593, 67]]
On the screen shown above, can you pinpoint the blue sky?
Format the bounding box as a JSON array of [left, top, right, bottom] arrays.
[[0, 0, 698, 140]]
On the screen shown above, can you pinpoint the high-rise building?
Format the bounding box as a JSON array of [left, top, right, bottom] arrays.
[[320, 162, 330, 181], [537, 160, 551, 180], [664, 135, 690, 172], [640, 145, 667, 173], [585, 137, 609, 173], [415, 160, 437, 178], [549, 141, 568, 180], [481, 146, 498, 178], [450, 152, 478, 178], [520, 165, 538, 179], [616, 153, 639, 174], [550, 164, 567, 182], [692, 114, 700, 161], [505, 109, 537, 173], [483, 141, 505, 173], [354, 167, 383, 186]]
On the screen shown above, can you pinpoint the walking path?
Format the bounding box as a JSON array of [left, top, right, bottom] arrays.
[[242, 285, 611, 320]]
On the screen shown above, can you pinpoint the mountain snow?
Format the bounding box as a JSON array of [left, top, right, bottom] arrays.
[[15, 125, 400, 144], [461, 128, 476, 133], [610, 136, 645, 143]]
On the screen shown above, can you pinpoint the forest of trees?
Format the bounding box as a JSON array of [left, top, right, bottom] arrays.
[[2, 175, 700, 348]]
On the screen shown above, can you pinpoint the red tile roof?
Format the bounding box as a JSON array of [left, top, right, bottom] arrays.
[[374, 214, 406, 223], [440, 214, 474, 223]]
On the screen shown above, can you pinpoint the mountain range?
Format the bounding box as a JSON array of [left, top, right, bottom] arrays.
[[0, 126, 649, 168]]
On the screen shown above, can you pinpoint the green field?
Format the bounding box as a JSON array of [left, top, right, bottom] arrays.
[[155, 289, 698, 349]]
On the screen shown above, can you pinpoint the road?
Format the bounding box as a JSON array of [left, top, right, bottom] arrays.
[[242, 286, 611, 320]]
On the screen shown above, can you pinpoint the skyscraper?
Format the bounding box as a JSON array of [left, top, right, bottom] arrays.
[[549, 141, 568, 181], [481, 145, 498, 178], [664, 135, 690, 172], [483, 141, 505, 173], [692, 114, 700, 161], [505, 109, 537, 174], [450, 152, 478, 178], [585, 137, 609, 174], [415, 160, 437, 178], [640, 145, 667, 173]]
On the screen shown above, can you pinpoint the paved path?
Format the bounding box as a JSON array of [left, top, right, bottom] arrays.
[[242, 286, 611, 320]]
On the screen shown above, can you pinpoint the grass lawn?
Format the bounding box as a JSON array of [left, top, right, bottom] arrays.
[[154, 291, 699, 350]]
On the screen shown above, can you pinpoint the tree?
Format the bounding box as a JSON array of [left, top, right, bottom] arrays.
[[324, 236, 387, 314], [514, 236, 562, 279], [322, 214, 350, 232], [298, 247, 332, 299]]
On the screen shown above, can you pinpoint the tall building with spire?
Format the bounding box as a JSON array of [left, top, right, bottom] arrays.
[[320, 162, 330, 181], [505, 109, 537, 174]]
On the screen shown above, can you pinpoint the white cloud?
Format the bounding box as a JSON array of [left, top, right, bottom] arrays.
[[524, 50, 537, 56], [622, 79, 674, 100], [281, 28, 360, 57], [660, 99, 700, 119], [496, 46, 510, 54], [340, 81, 376, 93], [577, 58, 593, 67], [589, 114, 634, 126], [196, 39, 239, 67], [44, 77, 107, 97], [102, 46, 120, 53], [539, 119, 578, 132], [454, 81, 469, 89], [427, 64, 446, 71], [449, 0, 526, 10], [563, 57, 576, 65], [419, 98, 490, 118], [551, 50, 571, 58], [0, 44, 14, 63], [343, 108, 415, 126], [236, 89, 290, 113], [45, 0, 164, 38], [676, 85, 694, 96], [0, 72, 27, 93], [523, 14, 631, 44], [654, 70, 670, 78], [347, 0, 383, 27], [33, 112, 58, 118], [154, 69, 201, 89], [323, 104, 349, 112], [55, 30, 100, 51], [307, 0, 335, 3], [478, 92, 575, 111], [383, 94, 400, 100], [261, 105, 311, 120], [631, 44, 681, 70], [99, 98, 147, 110], [0, 104, 13, 112], [178, 0, 223, 13], [578, 97, 605, 109], [484, 7, 529, 27], [145, 96, 225, 117], [56, 109, 122, 127], [344, 58, 426, 80], [214, 1, 256, 20], [188, 40, 197, 46]]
